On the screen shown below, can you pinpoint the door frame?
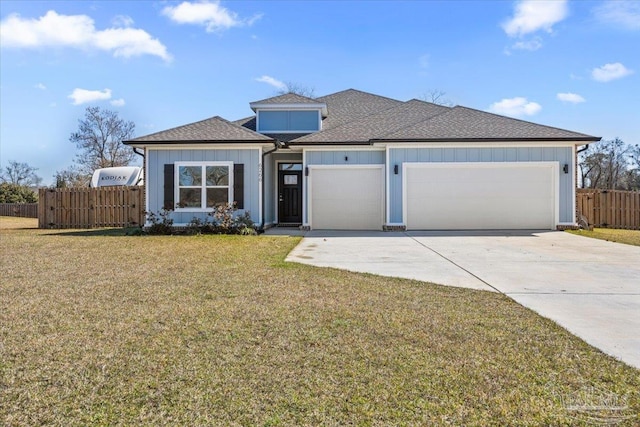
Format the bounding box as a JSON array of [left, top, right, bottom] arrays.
[[276, 161, 303, 224]]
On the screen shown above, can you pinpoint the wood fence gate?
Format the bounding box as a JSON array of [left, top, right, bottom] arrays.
[[576, 189, 640, 230], [38, 187, 145, 229]]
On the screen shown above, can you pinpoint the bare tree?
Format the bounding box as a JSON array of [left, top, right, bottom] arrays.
[[579, 138, 631, 189], [420, 89, 453, 107], [277, 82, 316, 98], [53, 166, 91, 188], [0, 160, 42, 187], [70, 106, 136, 174]]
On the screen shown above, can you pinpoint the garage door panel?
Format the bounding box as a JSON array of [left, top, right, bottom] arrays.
[[405, 163, 557, 230], [311, 167, 383, 230]]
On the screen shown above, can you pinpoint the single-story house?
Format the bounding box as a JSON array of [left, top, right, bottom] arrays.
[[124, 89, 600, 231]]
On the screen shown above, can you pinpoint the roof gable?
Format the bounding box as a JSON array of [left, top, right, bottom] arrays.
[[125, 116, 274, 144], [382, 106, 598, 141], [250, 92, 318, 105]]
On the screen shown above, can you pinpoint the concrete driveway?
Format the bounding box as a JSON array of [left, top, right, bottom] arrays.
[[286, 230, 640, 369]]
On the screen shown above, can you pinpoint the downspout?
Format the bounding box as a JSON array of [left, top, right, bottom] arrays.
[[132, 147, 145, 185], [259, 141, 280, 232], [576, 144, 589, 154]]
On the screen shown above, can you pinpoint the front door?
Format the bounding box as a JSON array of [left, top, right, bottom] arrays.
[[278, 164, 303, 224]]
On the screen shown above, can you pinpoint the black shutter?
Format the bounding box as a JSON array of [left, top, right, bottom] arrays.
[[233, 164, 244, 209], [164, 164, 174, 210]]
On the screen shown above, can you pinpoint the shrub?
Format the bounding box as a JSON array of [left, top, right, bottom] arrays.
[[209, 203, 257, 235], [0, 183, 38, 203], [142, 204, 257, 236], [146, 209, 174, 235]]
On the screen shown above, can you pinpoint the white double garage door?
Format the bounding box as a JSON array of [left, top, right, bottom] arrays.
[[308, 162, 558, 230]]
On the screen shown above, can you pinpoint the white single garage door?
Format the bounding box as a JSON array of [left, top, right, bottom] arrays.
[[310, 165, 384, 230], [404, 162, 558, 230]]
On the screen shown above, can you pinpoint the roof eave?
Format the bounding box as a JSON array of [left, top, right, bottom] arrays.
[[370, 136, 602, 144], [123, 139, 276, 146], [288, 140, 371, 146]]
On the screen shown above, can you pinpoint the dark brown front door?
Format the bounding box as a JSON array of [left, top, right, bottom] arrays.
[[278, 169, 302, 224]]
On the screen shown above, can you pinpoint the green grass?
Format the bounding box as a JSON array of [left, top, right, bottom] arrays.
[[566, 227, 640, 246], [1, 217, 639, 426]]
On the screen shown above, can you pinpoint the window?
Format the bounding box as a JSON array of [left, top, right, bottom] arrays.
[[257, 110, 320, 133], [175, 162, 233, 210]]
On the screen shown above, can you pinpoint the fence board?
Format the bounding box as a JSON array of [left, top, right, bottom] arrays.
[[577, 189, 640, 230], [38, 187, 145, 229], [0, 203, 38, 218]]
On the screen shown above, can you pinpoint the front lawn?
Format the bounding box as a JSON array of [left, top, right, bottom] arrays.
[[1, 217, 638, 425], [566, 227, 640, 246]]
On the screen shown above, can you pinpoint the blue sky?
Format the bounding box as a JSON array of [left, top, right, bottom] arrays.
[[1, 0, 638, 185]]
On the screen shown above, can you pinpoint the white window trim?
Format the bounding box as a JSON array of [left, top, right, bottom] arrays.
[[174, 161, 234, 212]]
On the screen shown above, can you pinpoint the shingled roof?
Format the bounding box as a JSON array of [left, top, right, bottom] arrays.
[[250, 92, 318, 105], [378, 106, 598, 141], [295, 99, 449, 143], [125, 116, 274, 144], [128, 89, 599, 146], [314, 89, 403, 131]]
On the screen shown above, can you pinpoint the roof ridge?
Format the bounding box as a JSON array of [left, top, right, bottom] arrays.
[[375, 101, 452, 138], [316, 88, 400, 103], [293, 99, 450, 143]]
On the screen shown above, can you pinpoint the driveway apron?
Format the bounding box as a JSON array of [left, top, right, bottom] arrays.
[[286, 230, 640, 369]]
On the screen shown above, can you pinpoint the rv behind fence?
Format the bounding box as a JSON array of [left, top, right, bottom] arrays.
[[38, 187, 145, 229]]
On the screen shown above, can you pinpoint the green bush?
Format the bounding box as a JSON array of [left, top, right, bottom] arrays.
[[145, 209, 174, 235], [143, 204, 257, 236], [0, 183, 38, 203]]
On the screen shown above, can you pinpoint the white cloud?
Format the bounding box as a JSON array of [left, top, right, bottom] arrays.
[[162, 1, 261, 32], [34, 83, 46, 90], [594, 1, 640, 31], [502, 0, 568, 37], [489, 97, 542, 117], [110, 98, 125, 107], [0, 10, 171, 62], [591, 62, 634, 82], [255, 75, 286, 91], [512, 37, 542, 51], [112, 15, 134, 28], [68, 88, 112, 105], [557, 92, 585, 103]]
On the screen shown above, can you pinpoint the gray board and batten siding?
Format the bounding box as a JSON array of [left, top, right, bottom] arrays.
[[387, 146, 574, 224], [147, 148, 261, 224], [305, 150, 385, 166]]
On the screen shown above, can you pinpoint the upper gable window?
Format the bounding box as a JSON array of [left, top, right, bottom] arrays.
[[257, 110, 320, 133]]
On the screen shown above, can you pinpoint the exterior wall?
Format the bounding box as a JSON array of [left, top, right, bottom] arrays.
[[303, 149, 386, 224], [305, 150, 385, 165], [147, 148, 261, 225], [388, 146, 574, 224], [258, 110, 320, 132], [265, 151, 302, 225]]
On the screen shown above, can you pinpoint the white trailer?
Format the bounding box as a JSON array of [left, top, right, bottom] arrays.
[[90, 166, 143, 188]]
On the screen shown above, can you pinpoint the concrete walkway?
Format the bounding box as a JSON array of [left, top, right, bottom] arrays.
[[286, 230, 640, 369]]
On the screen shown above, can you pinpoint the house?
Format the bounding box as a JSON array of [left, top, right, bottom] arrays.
[[123, 89, 600, 231]]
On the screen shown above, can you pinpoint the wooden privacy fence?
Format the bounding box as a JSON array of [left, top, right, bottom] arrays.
[[577, 189, 640, 230], [38, 187, 145, 229], [0, 203, 38, 218]]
